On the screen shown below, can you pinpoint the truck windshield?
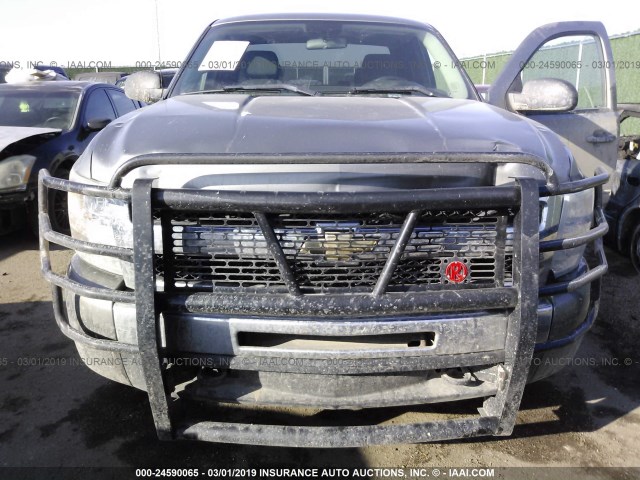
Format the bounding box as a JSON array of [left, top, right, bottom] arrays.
[[172, 20, 474, 99], [0, 89, 79, 130]]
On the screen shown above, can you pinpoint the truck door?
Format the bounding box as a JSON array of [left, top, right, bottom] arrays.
[[487, 22, 617, 196]]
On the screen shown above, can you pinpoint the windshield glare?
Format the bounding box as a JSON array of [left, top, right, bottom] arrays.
[[0, 90, 79, 130], [172, 20, 473, 99]]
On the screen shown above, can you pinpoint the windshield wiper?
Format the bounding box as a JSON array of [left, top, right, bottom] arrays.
[[185, 84, 317, 97], [349, 86, 445, 97]]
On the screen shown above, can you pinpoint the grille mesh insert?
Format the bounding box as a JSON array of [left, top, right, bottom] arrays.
[[159, 210, 515, 293]]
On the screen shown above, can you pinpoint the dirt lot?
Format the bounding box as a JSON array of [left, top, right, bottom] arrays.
[[0, 230, 639, 478]]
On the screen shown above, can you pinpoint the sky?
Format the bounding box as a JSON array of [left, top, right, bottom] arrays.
[[1, 0, 638, 68]]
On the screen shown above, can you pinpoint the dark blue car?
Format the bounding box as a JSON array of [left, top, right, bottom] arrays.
[[0, 81, 144, 234]]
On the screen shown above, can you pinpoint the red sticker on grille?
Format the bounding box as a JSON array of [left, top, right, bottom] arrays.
[[445, 261, 468, 283]]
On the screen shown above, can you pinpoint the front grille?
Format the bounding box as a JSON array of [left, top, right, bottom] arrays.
[[158, 209, 515, 294]]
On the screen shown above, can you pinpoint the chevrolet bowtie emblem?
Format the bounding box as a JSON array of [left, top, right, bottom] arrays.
[[300, 225, 378, 261]]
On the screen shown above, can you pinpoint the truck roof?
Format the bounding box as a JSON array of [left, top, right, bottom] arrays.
[[212, 12, 434, 30]]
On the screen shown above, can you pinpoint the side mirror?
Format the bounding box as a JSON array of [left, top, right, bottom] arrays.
[[508, 78, 578, 112], [85, 118, 112, 131], [124, 71, 163, 103]]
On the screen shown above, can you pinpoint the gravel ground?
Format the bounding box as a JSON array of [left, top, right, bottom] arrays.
[[0, 230, 638, 479]]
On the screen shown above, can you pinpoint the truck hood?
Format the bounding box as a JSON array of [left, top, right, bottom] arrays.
[[86, 94, 572, 186]]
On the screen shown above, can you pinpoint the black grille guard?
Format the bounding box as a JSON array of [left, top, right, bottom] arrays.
[[38, 152, 609, 447]]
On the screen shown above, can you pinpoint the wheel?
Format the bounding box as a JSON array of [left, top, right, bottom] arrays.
[[630, 222, 640, 272], [49, 164, 72, 235]]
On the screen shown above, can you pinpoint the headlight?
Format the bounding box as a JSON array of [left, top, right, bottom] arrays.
[[550, 189, 594, 278], [0, 155, 36, 190], [68, 191, 132, 277], [67, 169, 163, 288], [68, 170, 133, 279]]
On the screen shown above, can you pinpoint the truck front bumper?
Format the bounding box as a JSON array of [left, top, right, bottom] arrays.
[[38, 153, 609, 446], [58, 252, 595, 397]]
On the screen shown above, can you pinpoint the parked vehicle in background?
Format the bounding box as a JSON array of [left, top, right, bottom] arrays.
[[2, 65, 69, 82], [73, 71, 129, 85], [34, 65, 69, 79], [40, 15, 614, 447], [0, 81, 143, 234], [116, 68, 177, 90], [474, 83, 490, 100], [0, 64, 11, 83], [605, 104, 640, 271]]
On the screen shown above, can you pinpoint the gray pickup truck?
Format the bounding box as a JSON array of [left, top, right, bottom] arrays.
[[39, 14, 616, 446]]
